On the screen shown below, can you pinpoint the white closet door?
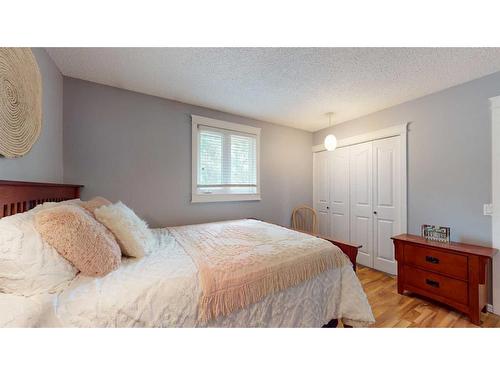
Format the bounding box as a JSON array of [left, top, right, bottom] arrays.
[[349, 142, 373, 268], [372, 136, 401, 275], [329, 147, 350, 242], [313, 151, 330, 236]]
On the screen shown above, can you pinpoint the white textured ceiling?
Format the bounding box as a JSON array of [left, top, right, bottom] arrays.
[[47, 48, 500, 132]]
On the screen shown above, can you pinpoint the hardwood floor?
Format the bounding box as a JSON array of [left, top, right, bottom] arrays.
[[356, 265, 500, 328]]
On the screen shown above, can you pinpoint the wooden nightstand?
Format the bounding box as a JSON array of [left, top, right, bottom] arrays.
[[392, 234, 497, 325]]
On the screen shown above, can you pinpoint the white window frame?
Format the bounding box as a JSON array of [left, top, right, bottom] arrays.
[[191, 115, 261, 203]]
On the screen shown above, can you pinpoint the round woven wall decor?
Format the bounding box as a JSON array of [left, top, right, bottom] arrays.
[[0, 48, 42, 158]]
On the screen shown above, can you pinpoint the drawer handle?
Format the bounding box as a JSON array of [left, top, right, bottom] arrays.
[[425, 256, 440, 264], [425, 279, 440, 288]]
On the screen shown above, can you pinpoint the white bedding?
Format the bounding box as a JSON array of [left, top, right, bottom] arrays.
[[0, 293, 52, 327], [0, 228, 374, 327]]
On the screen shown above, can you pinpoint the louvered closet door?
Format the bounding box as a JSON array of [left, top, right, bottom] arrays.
[[313, 151, 330, 236], [349, 142, 373, 268], [329, 147, 350, 242], [372, 136, 401, 275]]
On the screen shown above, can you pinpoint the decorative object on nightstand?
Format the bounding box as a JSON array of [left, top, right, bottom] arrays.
[[392, 234, 497, 326], [421, 224, 450, 243]]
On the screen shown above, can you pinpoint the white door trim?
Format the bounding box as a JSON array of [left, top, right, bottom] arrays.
[[313, 122, 408, 234], [489, 96, 500, 314], [312, 123, 408, 153]]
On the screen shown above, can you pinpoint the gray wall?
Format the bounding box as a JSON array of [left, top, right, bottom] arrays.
[[0, 48, 63, 182], [314, 72, 500, 246], [63, 78, 313, 228]]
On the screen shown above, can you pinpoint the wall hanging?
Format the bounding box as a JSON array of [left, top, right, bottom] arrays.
[[0, 48, 42, 158]]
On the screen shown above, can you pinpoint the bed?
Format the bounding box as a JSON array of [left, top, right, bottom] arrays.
[[0, 180, 374, 328]]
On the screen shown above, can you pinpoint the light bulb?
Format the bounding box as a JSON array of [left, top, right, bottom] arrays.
[[324, 134, 337, 151]]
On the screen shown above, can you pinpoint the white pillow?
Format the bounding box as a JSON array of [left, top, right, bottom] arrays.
[[94, 201, 154, 258], [0, 203, 78, 296]]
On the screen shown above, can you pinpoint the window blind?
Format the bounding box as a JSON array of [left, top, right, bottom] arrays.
[[198, 125, 257, 191]]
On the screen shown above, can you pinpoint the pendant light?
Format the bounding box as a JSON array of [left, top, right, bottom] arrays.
[[324, 112, 337, 151]]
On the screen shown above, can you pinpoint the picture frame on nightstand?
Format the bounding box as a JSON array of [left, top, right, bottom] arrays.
[[421, 224, 451, 243]]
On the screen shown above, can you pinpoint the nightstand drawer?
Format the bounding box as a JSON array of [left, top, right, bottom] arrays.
[[403, 244, 468, 280], [404, 266, 468, 305]]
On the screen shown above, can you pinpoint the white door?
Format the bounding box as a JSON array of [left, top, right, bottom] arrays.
[[349, 142, 373, 268], [313, 151, 330, 236], [329, 147, 350, 242], [372, 137, 401, 274]]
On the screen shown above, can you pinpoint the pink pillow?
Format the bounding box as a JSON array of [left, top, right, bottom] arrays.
[[34, 205, 121, 277], [78, 196, 112, 217]]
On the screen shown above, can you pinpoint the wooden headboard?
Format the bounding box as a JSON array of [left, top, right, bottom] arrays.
[[0, 180, 83, 219]]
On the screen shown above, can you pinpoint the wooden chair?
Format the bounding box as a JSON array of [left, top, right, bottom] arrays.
[[291, 205, 318, 234]]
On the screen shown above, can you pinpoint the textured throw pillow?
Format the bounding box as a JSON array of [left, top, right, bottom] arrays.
[[0, 203, 78, 296], [34, 205, 121, 277], [94, 201, 154, 258], [78, 196, 112, 217]]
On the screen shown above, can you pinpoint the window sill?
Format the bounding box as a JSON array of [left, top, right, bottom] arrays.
[[191, 193, 261, 203]]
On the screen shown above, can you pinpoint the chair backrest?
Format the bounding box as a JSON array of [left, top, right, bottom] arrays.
[[291, 205, 318, 234]]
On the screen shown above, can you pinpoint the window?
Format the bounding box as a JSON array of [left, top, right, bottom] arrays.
[[192, 115, 260, 202]]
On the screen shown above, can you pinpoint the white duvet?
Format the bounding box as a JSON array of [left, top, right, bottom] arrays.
[[0, 229, 374, 328]]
